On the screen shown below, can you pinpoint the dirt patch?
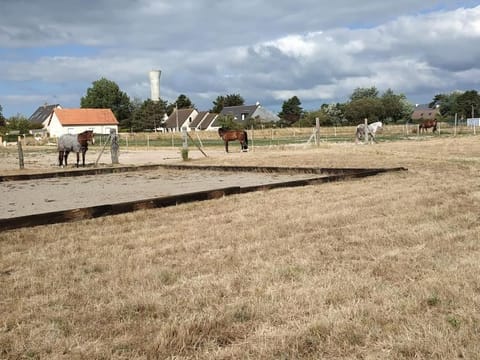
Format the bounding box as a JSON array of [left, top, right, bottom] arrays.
[[1, 148, 320, 219]]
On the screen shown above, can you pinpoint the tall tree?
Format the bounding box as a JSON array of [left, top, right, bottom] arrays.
[[166, 94, 195, 115], [344, 98, 385, 124], [80, 77, 132, 127], [0, 104, 5, 127], [350, 86, 379, 101], [321, 103, 347, 125], [456, 90, 480, 119], [278, 96, 303, 126], [5, 114, 31, 134], [430, 91, 462, 118], [211, 93, 245, 113], [131, 99, 167, 132], [381, 89, 411, 123]]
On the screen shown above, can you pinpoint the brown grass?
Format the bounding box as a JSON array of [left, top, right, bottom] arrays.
[[1, 136, 480, 359]]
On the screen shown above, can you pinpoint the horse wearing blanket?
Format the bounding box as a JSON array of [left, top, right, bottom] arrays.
[[58, 130, 95, 167]]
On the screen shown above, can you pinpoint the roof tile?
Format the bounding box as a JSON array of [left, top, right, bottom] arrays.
[[54, 108, 119, 125]]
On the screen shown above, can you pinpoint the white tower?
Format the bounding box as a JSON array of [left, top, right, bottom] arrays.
[[149, 70, 161, 102]]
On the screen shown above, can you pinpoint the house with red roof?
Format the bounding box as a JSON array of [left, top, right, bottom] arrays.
[[47, 108, 119, 137]]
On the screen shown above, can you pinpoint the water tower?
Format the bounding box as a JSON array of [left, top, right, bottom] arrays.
[[149, 70, 161, 102]]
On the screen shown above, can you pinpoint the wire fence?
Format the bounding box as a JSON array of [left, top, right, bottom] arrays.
[[91, 123, 479, 150], [2, 122, 479, 150]]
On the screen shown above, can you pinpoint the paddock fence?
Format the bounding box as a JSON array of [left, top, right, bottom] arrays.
[[90, 123, 479, 150], [1, 122, 478, 152]]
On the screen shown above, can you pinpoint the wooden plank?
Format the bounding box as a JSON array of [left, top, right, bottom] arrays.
[[0, 187, 241, 231], [0, 167, 407, 232]]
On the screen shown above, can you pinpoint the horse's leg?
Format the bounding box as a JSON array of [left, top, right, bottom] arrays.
[[82, 150, 86, 167], [64, 151, 70, 166], [58, 151, 63, 167], [76, 152, 80, 167], [225, 141, 229, 153]]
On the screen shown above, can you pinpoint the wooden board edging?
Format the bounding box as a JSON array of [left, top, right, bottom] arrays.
[[0, 186, 240, 231], [0, 164, 407, 182], [0, 167, 407, 232]]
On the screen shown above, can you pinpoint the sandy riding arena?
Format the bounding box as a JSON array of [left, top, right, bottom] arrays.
[[2, 137, 480, 359]]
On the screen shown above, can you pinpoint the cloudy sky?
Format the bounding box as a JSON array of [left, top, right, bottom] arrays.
[[1, 0, 479, 118]]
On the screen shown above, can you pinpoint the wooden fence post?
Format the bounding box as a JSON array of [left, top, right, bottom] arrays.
[[364, 118, 368, 144], [17, 140, 24, 169], [110, 129, 119, 164], [454, 113, 457, 136], [181, 128, 188, 160], [251, 126, 254, 152]]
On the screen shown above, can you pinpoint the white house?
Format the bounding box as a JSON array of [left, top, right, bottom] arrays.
[[47, 108, 119, 137], [215, 103, 280, 126], [28, 103, 62, 129], [164, 108, 199, 132]]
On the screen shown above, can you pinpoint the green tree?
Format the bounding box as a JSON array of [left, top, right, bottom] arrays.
[[131, 99, 167, 132], [211, 93, 245, 113], [166, 94, 195, 115], [6, 114, 31, 134], [344, 98, 385, 124], [321, 103, 347, 125], [0, 104, 6, 127], [216, 115, 243, 130], [300, 110, 326, 127], [278, 96, 303, 126], [350, 86, 379, 101], [80, 77, 132, 128], [381, 89, 411, 123], [456, 90, 480, 120], [430, 92, 461, 118]]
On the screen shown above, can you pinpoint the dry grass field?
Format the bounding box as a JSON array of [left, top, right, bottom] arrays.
[[1, 135, 480, 359]]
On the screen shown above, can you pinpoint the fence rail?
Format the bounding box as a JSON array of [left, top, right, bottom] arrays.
[[91, 123, 478, 149], [2, 123, 479, 150]]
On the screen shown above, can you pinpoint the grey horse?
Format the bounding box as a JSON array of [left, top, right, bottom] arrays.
[[355, 121, 383, 143], [58, 130, 95, 167]]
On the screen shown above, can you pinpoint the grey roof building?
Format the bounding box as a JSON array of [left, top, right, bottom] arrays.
[[214, 103, 280, 126], [28, 104, 61, 126]]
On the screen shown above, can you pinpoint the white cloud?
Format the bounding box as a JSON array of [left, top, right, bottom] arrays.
[[1, 1, 480, 117]]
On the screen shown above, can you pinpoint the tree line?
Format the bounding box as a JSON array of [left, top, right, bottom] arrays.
[[1, 77, 479, 135]]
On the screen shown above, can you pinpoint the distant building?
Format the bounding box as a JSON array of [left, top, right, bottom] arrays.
[[28, 103, 62, 129], [163, 108, 220, 132], [47, 108, 119, 137], [164, 108, 199, 132], [411, 104, 441, 121], [215, 103, 280, 126]]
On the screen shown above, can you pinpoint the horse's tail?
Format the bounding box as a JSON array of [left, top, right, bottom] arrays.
[[243, 130, 249, 150]]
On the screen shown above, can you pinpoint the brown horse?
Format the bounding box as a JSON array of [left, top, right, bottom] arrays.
[[419, 119, 438, 133], [218, 128, 248, 153], [58, 130, 95, 167]]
